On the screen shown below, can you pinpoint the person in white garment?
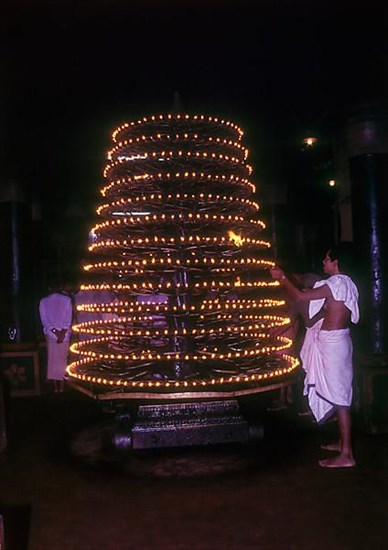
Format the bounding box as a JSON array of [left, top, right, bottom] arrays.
[[39, 284, 73, 393], [270, 247, 360, 468]]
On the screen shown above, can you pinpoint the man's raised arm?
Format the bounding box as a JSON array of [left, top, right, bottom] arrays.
[[269, 267, 332, 302]]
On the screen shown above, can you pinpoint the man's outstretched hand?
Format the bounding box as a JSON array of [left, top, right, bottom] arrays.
[[269, 267, 285, 281]]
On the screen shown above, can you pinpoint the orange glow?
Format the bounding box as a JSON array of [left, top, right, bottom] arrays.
[[303, 136, 318, 147], [228, 230, 243, 246]]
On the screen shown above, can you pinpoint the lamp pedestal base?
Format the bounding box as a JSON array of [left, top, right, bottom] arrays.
[[113, 399, 263, 451]]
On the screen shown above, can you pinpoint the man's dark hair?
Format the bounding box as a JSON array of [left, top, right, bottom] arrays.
[[326, 243, 355, 273]]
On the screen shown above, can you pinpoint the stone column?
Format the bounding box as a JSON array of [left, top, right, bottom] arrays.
[[0, 181, 34, 343], [340, 103, 388, 352]]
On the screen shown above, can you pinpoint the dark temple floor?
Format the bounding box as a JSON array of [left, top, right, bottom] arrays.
[[0, 386, 387, 550]]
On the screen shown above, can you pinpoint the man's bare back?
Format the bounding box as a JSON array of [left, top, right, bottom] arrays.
[[320, 295, 351, 330]]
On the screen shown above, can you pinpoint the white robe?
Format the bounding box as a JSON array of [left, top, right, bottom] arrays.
[[39, 293, 73, 342], [39, 292, 73, 380], [300, 274, 359, 423]]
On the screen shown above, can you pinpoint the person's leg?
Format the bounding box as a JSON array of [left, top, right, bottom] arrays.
[[51, 341, 68, 393], [286, 384, 294, 404], [319, 406, 355, 468], [267, 387, 287, 411], [320, 407, 340, 449], [46, 339, 56, 392], [321, 441, 340, 452], [337, 406, 354, 458]]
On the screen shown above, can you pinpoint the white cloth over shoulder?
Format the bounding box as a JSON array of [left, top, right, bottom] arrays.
[[308, 274, 360, 324], [301, 324, 353, 423]]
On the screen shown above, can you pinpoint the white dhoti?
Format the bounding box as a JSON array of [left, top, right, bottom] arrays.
[[46, 339, 69, 380], [301, 321, 353, 423]]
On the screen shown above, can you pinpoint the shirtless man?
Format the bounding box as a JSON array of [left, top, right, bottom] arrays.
[[270, 247, 360, 468]]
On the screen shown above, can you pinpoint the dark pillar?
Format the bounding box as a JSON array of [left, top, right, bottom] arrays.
[[0, 181, 34, 343], [344, 103, 388, 352], [350, 154, 388, 352]]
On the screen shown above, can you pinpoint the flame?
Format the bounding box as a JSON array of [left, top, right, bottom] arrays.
[[228, 230, 243, 246]]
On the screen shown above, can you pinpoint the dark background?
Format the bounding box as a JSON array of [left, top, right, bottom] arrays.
[[1, 0, 386, 277]]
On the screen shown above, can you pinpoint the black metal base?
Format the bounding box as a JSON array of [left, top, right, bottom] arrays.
[[112, 399, 263, 451]]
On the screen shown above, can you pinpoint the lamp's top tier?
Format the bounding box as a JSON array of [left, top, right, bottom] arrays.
[[111, 113, 244, 144], [105, 114, 251, 185]]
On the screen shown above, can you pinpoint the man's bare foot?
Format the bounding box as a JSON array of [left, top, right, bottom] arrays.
[[321, 442, 341, 452], [319, 455, 356, 468]]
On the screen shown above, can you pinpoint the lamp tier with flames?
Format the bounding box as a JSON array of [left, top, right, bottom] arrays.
[[67, 113, 298, 397]]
